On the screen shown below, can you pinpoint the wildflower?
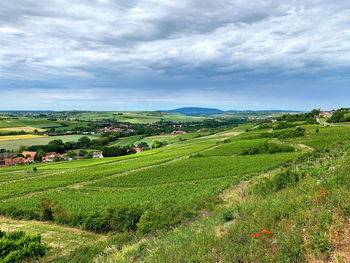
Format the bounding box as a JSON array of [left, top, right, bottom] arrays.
[[262, 229, 267, 233], [255, 233, 259, 237], [321, 191, 325, 195], [227, 233, 231, 236], [251, 234, 256, 237], [333, 231, 338, 236], [314, 197, 318, 201], [267, 231, 271, 235]]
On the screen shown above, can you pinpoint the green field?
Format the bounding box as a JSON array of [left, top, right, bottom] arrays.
[[0, 118, 62, 129], [69, 111, 206, 123], [2, 120, 350, 262], [0, 134, 100, 151]]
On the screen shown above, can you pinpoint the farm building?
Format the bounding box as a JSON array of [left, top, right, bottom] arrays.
[[172, 131, 187, 134], [135, 147, 142, 153], [42, 152, 62, 162], [93, 152, 103, 158], [319, 111, 335, 117]]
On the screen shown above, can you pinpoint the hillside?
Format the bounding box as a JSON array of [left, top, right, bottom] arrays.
[[1, 116, 350, 262], [164, 107, 224, 116]]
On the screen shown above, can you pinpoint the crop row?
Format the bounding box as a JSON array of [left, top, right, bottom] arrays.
[[0, 176, 238, 217], [202, 138, 268, 156], [90, 152, 299, 188], [0, 140, 216, 199]]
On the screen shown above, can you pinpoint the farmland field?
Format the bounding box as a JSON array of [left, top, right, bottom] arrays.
[[0, 134, 100, 151], [1, 121, 349, 262], [0, 118, 62, 129], [0, 134, 45, 141], [69, 111, 206, 123], [0, 126, 299, 220], [0, 126, 46, 132]]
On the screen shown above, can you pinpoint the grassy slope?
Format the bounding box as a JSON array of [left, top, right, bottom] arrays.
[[99, 125, 350, 263]]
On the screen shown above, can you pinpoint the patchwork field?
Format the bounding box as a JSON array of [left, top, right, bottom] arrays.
[[0, 134, 100, 151], [69, 111, 206, 123]]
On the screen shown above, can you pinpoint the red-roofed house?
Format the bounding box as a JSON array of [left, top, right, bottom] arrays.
[[135, 147, 142, 153], [42, 152, 62, 162], [22, 151, 37, 162], [4, 157, 29, 166], [172, 131, 187, 134]]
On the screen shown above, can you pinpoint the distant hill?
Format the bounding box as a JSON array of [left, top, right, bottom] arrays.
[[165, 107, 224, 116], [165, 107, 300, 116]]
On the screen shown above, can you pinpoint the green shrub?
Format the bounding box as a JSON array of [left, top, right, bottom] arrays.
[[0, 231, 50, 263], [37, 198, 67, 222], [223, 210, 234, 221], [137, 200, 196, 235], [242, 142, 294, 156]]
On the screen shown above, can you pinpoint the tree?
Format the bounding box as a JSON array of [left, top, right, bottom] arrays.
[[78, 149, 87, 157], [78, 136, 91, 147], [35, 151, 46, 162], [310, 109, 321, 117], [66, 151, 76, 158], [137, 142, 150, 150], [152, 140, 163, 148]]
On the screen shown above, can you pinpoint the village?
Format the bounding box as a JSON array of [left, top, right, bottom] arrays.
[[0, 150, 104, 167]]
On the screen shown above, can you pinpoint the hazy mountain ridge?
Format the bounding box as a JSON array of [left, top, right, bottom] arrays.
[[164, 107, 301, 116]]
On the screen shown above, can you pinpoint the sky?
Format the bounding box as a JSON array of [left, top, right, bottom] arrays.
[[0, 0, 349, 111]]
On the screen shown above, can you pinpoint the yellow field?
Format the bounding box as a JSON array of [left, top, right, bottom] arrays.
[[0, 134, 45, 141], [0, 126, 45, 132]]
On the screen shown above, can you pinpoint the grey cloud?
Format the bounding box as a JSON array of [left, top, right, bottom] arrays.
[[0, 0, 350, 81]]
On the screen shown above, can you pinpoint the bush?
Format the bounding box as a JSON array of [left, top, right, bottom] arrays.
[[37, 198, 67, 222], [223, 210, 234, 221], [242, 142, 294, 156], [250, 170, 303, 196], [137, 200, 195, 235], [0, 231, 50, 263]]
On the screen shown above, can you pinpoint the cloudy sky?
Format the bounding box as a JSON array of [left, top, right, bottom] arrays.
[[0, 0, 349, 111]]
